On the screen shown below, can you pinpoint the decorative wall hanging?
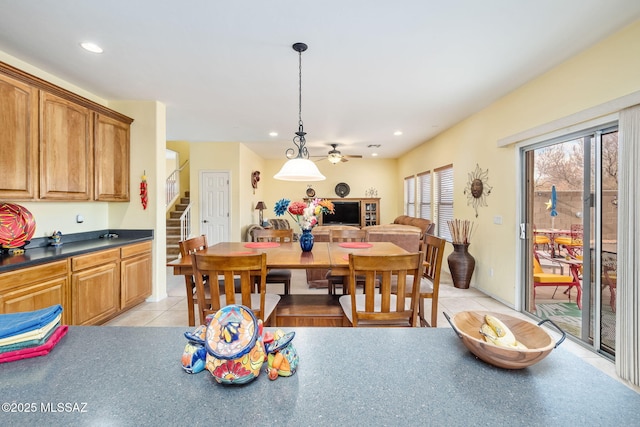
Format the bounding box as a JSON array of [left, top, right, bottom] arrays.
[[464, 164, 492, 217], [140, 171, 148, 210], [251, 171, 261, 194]]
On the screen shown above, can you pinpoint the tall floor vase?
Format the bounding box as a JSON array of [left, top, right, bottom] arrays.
[[447, 243, 475, 289]]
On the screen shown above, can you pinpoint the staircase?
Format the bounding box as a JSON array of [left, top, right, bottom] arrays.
[[166, 191, 190, 262]]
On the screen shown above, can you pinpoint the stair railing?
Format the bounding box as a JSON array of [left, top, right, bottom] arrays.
[[180, 204, 192, 241], [166, 159, 190, 209]]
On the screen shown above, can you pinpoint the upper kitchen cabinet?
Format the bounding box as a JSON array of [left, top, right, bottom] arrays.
[[39, 91, 93, 200], [95, 114, 130, 201], [0, 61, 133, 202], [0, 72, 39, 199]]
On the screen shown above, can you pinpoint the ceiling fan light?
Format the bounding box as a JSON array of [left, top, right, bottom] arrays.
[[274, 158, 326, 181], [327, 153, 342, 164]]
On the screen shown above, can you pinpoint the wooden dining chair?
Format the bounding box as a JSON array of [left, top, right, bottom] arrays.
[[251, 228, 294, 295], [190, 252, 280, 326], [389, 235, 446, 327], [178, 235, 209, 326], [326, 228, 369, 295], [339, 252, 423, 327]]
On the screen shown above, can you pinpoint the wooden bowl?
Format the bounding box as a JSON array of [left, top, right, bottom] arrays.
[[448, 311, 559, 369]]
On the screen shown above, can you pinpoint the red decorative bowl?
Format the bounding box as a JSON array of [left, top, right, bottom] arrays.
[[0, 203, 36, 248]]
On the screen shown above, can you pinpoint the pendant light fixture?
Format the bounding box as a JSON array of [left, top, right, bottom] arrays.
[[274, 42, 326, 181]]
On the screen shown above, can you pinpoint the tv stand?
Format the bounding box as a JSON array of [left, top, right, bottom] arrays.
[[318, 197, 380, 227]]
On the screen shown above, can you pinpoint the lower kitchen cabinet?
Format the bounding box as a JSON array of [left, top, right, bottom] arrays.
[[120, 241, 152, 309], [0, 260, 69, 324], [71, 248, 120, 325]]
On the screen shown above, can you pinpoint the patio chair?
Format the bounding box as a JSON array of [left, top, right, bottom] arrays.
[[533, 252, 582, 309]]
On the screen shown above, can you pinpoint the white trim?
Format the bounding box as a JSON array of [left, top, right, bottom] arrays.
[[498, 89, 640, 147]]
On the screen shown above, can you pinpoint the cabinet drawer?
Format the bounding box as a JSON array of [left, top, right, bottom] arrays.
[[0, 260, 68, 292], [72, 248, 120, 271], [121, 241, 152, 258]]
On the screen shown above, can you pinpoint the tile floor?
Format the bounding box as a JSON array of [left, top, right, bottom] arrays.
[[104, 267, 639, 393]]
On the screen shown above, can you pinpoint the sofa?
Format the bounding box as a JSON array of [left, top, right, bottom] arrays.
[[392, 215, 434, 236], [245, 219, 295, 242]]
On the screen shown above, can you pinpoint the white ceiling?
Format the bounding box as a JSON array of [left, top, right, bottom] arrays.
[[1, 1, 639, 160]]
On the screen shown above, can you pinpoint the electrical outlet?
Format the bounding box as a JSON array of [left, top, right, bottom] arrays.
[[493, 215, 502, 225], [489, 268, 494, 277]]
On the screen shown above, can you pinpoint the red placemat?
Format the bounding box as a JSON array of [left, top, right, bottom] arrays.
[[342, 254, 350, 261], [338, 242, 373, 249], [244, 242, 280, 248]]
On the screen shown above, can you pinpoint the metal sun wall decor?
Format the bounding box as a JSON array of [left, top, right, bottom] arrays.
[[464, 163, 492, 217]]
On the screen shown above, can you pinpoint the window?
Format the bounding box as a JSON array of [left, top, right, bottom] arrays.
[[435, 165, 453, 240], [417, 171, 431, 221], [404, 175, 415, 216]]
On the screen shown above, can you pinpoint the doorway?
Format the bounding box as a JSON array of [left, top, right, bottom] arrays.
[[199, 170, 230, 245], [521, 124, 618, 357]]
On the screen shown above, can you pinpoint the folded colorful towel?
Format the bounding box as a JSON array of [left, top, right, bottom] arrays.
[[0, 325, 68, 363], [0, 304, 63, 339], [0, 314, 61, 347], [0, 320, 60, 354]]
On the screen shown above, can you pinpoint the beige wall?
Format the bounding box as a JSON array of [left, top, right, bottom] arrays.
[[398, 19, 640, 305]]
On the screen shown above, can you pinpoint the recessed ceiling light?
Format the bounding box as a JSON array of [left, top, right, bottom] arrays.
[[393, 131, 403, 136], [80, 42, 103, 54], [269, 132, 278, 137], [372, 153, 378, 157]]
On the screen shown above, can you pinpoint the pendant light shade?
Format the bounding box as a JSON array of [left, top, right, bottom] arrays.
[[274, 42, 326, 182]]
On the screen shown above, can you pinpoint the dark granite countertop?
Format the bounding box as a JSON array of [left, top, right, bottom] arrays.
[[0, 230, 153, 273], [0, 326, 638, 426]]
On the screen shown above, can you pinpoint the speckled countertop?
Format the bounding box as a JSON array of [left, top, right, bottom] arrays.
[[0, 326, 638, 426], [0, 229, 153, 273]]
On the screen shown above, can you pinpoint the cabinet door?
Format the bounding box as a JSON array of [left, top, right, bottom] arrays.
[[0, 276, 68, 324], [94, 114, 130, 201], [72, 262, 120, 325], [40, 91, 93, 200], [121, 253, 152, 309], [0, 73, 38, 199]]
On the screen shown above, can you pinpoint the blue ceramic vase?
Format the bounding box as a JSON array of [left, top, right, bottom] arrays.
[[299, 229, 314, 252]]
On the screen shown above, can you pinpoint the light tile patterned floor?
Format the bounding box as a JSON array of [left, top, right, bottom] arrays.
[[103, 267, 639, 394]]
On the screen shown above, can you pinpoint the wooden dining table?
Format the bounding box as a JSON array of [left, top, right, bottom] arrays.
[[166, 241, 409, 276]]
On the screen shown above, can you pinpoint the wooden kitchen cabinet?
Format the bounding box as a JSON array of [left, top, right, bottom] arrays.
[[40, 91, 93, 200], [94, 114, 130, 201], [1, 61, 133, 202], [0, 260, 69, 324], [120, 241, 152, 309], [0, 72, 39, 200], [71, 248, 120, 325]]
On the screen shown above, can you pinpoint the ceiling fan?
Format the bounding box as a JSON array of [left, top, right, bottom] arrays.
[[314, 143, 363, 163]]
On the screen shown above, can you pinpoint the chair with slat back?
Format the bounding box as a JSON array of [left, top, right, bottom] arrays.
[[251, 228, 294, 295], [326, 228, 369, 295], [389, 235, 446, 326], [339, 252, 423, 327], [190, 252, 280, 326], [178, 235, 209, 326], [418, 235, 446, 327]]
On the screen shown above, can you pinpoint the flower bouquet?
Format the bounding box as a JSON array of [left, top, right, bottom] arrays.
[[273, 198, 335, 231]]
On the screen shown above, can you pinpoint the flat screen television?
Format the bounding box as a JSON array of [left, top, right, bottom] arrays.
[[323, 201, 360, 226]]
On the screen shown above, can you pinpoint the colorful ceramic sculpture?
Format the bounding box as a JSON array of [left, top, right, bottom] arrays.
[[265, 329, 299, 378], [204, 305, 266, 385], [0, 203, 36, 249]]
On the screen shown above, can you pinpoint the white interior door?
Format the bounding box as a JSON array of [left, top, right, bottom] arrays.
[[200, 170, 229, 244]]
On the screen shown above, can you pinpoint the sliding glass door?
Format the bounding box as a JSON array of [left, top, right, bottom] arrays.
[[521, 124, 618, 357]]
